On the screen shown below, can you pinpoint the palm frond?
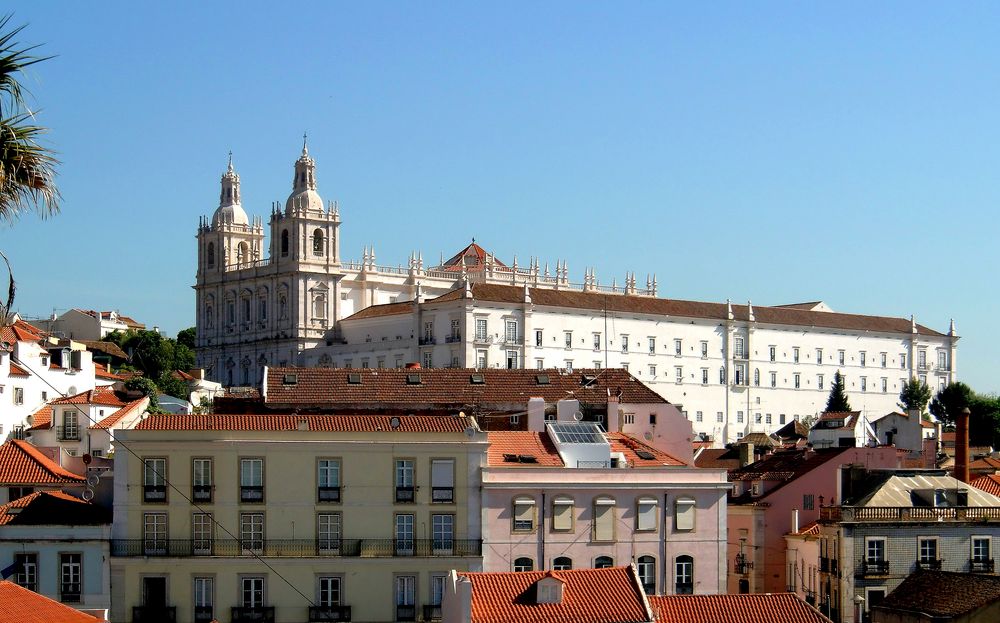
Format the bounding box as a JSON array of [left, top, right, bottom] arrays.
[[0, 111, 60, 221], [0, 14, 51, 119]]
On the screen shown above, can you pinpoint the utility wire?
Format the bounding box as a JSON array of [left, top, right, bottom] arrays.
[[9, 352, 317, 608]]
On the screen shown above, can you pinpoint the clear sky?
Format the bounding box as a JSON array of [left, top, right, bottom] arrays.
[[3, 2, 998, 393]]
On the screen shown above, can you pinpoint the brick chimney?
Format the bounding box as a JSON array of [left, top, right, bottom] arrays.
[[955, 406, 971, 483]]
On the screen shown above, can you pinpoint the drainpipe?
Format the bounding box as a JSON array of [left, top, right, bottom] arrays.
[[661, 493, 669, 592], [540, 492, 546, 569]]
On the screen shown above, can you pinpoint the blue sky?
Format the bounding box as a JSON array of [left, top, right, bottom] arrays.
[[3, 2, 998, 392]]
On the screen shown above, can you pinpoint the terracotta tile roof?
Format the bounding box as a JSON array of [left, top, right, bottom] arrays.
[[263, 367, 666, 408], [92, 397, 148, 429], [27, 405, 53, 430], [736, 432, 778, 447], [94, 363, 125, 381], [487, 432, 564, 466], [920, 419, 935, 428], [812, 411, 861, 430], [970, 474, 1000, 497], [796, 520, 822, 536], [694, 448, 742, 470], [439, 241, 508, 273], [608, 433, 685, 467], [0, 440, 85, 485], [0, 580, 104, 623], [342, 300, 416, 321], [0, 320, 48, 347], [971, 457, 1000, 472], [0, 490, 109, 526], [134, 413, 475, 433], [648, 593, 832, 623], [50, 388, 126, 407], [79, 340, 128, 360], [774, 419, 811, 440], [874, 571, 1000, 618], [430, 283, 946, 337], [7, 361, 29, 376], [171, 369, 196, 382], [728, 448, 851, 504], [458, 566, 652, 623]]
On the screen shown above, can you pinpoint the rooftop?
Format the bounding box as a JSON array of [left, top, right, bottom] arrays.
[[0, 580, 104, 623], [970, 474, 1000, 497], [50, 388, 127, 407], [728, 448, 852, 504], [0, 440, 85, 486], [486, 430, 684, 468], [457, 566, 652, 623], [694, 448, 742, 471], [648, 593, 832, 623], [92, 397, 148, 429], [874, 570, 1000, 619], [0, 320, 48, 347], [0, 491, 110, 526], [134, 413, 476, 434]]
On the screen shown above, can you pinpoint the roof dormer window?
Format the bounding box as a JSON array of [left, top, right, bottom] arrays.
[[535, 575, 566, 604]]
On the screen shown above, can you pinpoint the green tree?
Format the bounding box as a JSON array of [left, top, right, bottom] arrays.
[[125, 376, 159, 411], [898, 377, 932, 414], [156, 371, 190, 401], [825, 371, 852, 412], [176, 327, 195, 350], [929, 382, 974, 428]]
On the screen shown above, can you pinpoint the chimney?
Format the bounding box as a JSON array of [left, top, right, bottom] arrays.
[[955, 406, 971, 483], [792, 508, 799, 534], [527, 397, 546, 432], [556, 399, 580, 422], [739, 442, 755, 467]]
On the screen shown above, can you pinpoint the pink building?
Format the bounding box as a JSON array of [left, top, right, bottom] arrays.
[[480, 418, 729, 595], [726, 446, 899, 594]]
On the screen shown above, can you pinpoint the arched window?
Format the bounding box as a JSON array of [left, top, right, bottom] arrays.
[[754, 368, 760, 387], [553, 556, 572, 571], [637, 556, 655, 594], [281, 229, 289, 256], [237, 241, 249, 266], [312, 229, 325, 256], [675, 555, 694, 594], [594, 556, 614, 569], [513, 557, 533, 572], [312, 292, 327, 321], [207, 242, 215, 268]]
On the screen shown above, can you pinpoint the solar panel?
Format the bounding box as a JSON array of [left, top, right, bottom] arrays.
[[548, 422, 607, 444]]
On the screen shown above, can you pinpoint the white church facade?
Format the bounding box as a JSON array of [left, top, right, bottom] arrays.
[[195, 144, 958, 442]]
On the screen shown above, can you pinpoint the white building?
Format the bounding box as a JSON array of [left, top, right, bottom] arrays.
[[27, 309, 145, 341], [195, 144, 958, 442]]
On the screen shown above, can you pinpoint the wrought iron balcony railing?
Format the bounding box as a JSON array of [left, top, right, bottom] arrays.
[[971, 558, 995, 573], [423, 605, 442, 621], [56, 425, 81, 441], [861, 560, 889, 576], [317, 486, 341, 503], [132, 606, 177, 623], [192, 485, 212, 503], [308, 606, 352, 622], [395, 605, 416, 622], [240, 486, 264, 503], [917, 558, 942, 571], [231, 606, 275, 623], [194, 606, 214, 623], [432, 487, 454, 503], [144, 485, 168, 502], [111, 538, 482, 558], [395, 486, 415, 503]]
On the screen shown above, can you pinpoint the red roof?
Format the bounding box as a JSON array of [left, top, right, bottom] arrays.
[[95, 363, 126, 381], [728, 448, 851, 504], [342, 300, 416, 321], [134, 413, 474, 433], [459, 566, 652, 623], [27, 405, 53, 431], [486, 431, 684, 467], [7, 361, 29, 376], [0, 440, 85, 486], [648, 593, 832, 623], [93, 397, 148, 429], [0, 580, 104, 623], [263, 367, 666, 408], [0, 320, 48, 347], [971, 457, 1000, 472], [50, 388, 126, 407], [439, 241, 508, 273], [971, 474, 1000, 497], [788, 521, 821, 537], [694, 448, 742, 470]]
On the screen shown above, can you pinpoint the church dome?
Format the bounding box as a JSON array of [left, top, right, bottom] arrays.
[[212, 203, 250, 227], [211, 156, 250, 227]]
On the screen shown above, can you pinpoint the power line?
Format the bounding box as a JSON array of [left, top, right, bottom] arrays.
[[9, 352, 317, 608]]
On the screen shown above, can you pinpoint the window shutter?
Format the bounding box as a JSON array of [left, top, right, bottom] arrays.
[[637, 498, 657, 531], [675, 498, 696, 531], [553, 498, 573, 531], [431, 460, 454, 488], [594, 499, 615, 541], [514, 498, 535, 531]]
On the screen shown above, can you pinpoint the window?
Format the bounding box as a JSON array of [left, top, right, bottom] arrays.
[[866, 538, 885, 562], [13, 553, 37, 591], [737, 411, 744, 423], [60, 553, 81, 603], [564, 360, 573, 372], [793, 347, 800, 363], [637, 497, 657, 531], [880, 352, 887, 368], [675, 555, 694, 594], [649, 337, 656, 354], [649, 365, 657, 377], [194, 577, 214, 623], [432, 514, 454, 552], [593, 497, 615, 542], [717, 411, 724, 423], [531, 329, 541, 346], [719, 367, 726, 384], [779, 414, 786, 424], [513, 497, 535, 532], [317, 513, 341, 553], [770, 372, 777, 388], [240, 513, 264, 553], [395, 459, 415, 502], [900, 353, 907, 369], [536, 359, 544, 370], [973, 536, 991, 562], [595, 555, 614, 569], [206, 242, 215, 268], [881, 378, 888, 393], [143, 458, 167, 502], [701, 341, 708, 357], [431, 459, 454, 503], [143, 513, 168, 555], [621, 335, 629, 354], [280, 229, 289, 256], [510, 413, 521, 425], [552, 497, 574, 531], [318, 576, 341, 607], [395, 514, 415, 556], [59, 410, 78, 440], [423, 321, 434, 342], [240, 458, 264, 502], [838, 350, 845, 365], [477, 350, 488, 368], [755, 413, 762, 424], [241, 576, 265, 608], [701, 368, 708, 385], [675, 366, 683, 383], [506, 349, 519, 369], [803, 494, 815, 510], [918, 537, 938, 566], [312, 229, 325, 255], [649, 413, 657, 425], [765, 413, 772, 425], [794, 373, 800, 389], [696, 411, 703, 422], [816, 348, 823, 364], [192, 458, 212, 502], [395, 575, 416, 619], [754, 368, 760, 386], [505, 320, 518, 343], [193, 513, 213, 554], [637, 556, 655, 594], [861, 376, 867, 392], [674, 339, 682, 355], [938, 350, 948, 369], [675, 498, 696, 531], [475, 319, 488, 341], [624, 412, 635, 424], [734, 336, 745, 358], [430, 574, 446, 608], [918, 350, 927, 369], [817, 374, 824, 390], [553, 556, 572, 571], [564, 331, 573, 348], [513, 558, 533, 572], [769, 346, 776, 362]]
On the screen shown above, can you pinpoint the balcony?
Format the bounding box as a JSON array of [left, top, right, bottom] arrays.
[[396, 605, 416, 622], [733, 553, 753, 575], [60, 583, 81, 603], [432, 487, 454, 503], [423, 605, 442, 621], [419, 337, 436, 346], [445, 334, 462, 344], [917, 558, 942, 571], [231, 607, 275, 623], [143, 485, 167, 503], [132, 606, 177, 623], [194, 606, 214, 623], [192, 485, 212, 503], [56, 425, 81, 441], [317, 486, 341, 503], [732, 352, 749, 361], [820, 506, 1000, 523], [395, 486, 415, 503], [972, 558, 995, 573], [473, 334, 493, 345], [309, 606, 352, 622], [240, 486, 264, 503], [111, 538, 483, 558], [860, 560, 889, 576]]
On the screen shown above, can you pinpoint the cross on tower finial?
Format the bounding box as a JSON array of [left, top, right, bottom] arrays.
[[227, 150, 233, 172], [302, 132, 309, 155]]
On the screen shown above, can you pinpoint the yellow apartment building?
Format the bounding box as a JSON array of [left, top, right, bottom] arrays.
[[110, 413, 487, 623]]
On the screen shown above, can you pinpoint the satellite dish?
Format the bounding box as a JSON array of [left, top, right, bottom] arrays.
[[87, 474, 100, 487], [644, 432, 653, 441], [81, 488, 94, 502], [572, 411, 584, 421], [390, 416, 401, 429], [464, 426, 477, 438]]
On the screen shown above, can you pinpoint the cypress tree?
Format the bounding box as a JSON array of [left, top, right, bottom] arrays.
[[825, 371, 852, 412]]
